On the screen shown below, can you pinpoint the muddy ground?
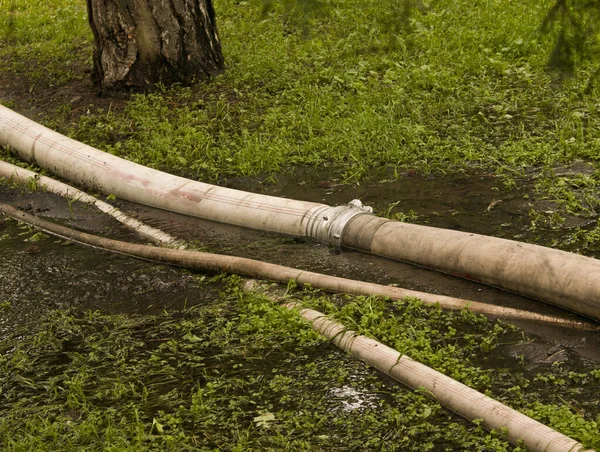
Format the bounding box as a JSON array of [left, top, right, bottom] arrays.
[[1, 73, 599, 397], [2, 170, 599, 371]]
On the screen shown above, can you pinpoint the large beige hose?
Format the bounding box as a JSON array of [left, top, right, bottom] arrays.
[[1, 104, 599, 321], [343, 216, 600, 321], [0, 105, 326, 236], [1, 202, 595, 329]]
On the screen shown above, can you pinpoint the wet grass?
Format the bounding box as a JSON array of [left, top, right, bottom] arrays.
[[1, 273, 599, 451], [2, 0, 600, 448], [0, 0, 91, 86]]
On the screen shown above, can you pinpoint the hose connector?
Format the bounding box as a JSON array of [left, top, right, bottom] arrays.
[[307, 199, 373, 249]]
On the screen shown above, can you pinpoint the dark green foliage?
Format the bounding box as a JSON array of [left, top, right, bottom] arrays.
[[542, 0, 600, 84]]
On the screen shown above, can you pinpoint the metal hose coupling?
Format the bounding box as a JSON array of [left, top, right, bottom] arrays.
[[306, 199, 373, 249]]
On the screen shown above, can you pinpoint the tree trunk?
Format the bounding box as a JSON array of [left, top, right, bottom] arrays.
[[86, 0, 224, 92]]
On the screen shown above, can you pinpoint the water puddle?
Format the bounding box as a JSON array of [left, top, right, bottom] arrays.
[[1, 171, 600, 366], [0, 186, 221, 340], [328, 385, 380, 412]]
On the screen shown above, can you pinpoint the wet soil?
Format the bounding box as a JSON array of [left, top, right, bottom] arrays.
[[0, 185, 220, 339], [1, 171, 599, 367], [226, 166, 597, 245], [0, 62, 129, 134]]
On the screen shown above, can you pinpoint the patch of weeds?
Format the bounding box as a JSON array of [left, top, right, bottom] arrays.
[[382, 200, 419, 222], [0, 0, 92, 85], [562, 219, 600, 253], [524, 167, 600, 242], [303, 294, 510, 389], [15, 221, 48, 241], [0, 147, 30, 169], [534, 171, 600, 218], [523, 402, 599, 448], [528, 206, 565, 231], [23, 231, 47, 242]]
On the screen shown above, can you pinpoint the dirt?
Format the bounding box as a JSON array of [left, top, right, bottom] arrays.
[[0, 62, 128, 129]]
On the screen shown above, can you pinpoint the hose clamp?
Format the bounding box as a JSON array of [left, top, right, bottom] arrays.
[[308, 199, 373, 250]]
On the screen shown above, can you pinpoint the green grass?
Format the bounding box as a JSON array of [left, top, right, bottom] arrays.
[[69, 0, 600, 180], [2, 0, 600, 449], [0, 0, 91, 85], [1, 277, 598, 451], [2, 0, 600, 179]]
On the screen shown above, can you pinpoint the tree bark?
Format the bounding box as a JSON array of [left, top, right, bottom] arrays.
[[86, 0, 224, 92]]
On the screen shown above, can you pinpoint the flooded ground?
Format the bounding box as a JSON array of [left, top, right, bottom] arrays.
[[0, 192, 221, 338], [2, 170, 600, 449], [2, 170, 599, 366]]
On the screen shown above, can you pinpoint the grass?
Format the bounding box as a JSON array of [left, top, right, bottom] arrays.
[[0, 274, 599, 451], [2, 0, 598, 242], [1, 0, 600, 179], [0, 0, 90, 85], [79, 0, 598, 183], [2, 0, 600, 449]]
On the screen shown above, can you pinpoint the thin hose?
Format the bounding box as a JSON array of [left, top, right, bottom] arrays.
[[0, 160, 181, 246], [1, 202, 595, 329]]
